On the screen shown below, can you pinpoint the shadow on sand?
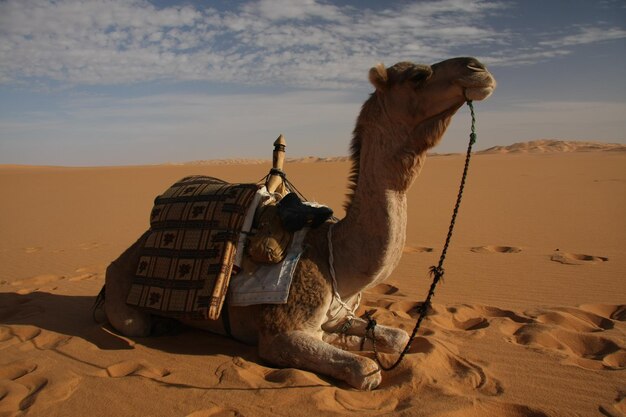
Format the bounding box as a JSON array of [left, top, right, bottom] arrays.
[[0, 291, 258, 361]]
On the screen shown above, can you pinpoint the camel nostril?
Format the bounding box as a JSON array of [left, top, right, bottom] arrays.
[[466, 59, 486, 72], [467, 64, 486, 72]]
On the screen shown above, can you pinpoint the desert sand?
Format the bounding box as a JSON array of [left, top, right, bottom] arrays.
[[0, 141, 624, 417]]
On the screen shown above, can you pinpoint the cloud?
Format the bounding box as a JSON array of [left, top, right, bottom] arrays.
[[538, 26, 626, 47], [479, 23, 626, 67], [0, 0, 624, 89], [0, 0, 509, 88], [482, 48, 573, 66], [239, 0, 346, 22]]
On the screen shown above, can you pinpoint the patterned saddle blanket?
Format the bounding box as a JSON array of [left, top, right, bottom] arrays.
[[125, 176, 258, 320]]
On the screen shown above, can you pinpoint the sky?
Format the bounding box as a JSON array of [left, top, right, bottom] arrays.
[[0, 0, 625, 166]]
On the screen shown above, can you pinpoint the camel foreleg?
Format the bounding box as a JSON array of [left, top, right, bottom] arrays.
[[259, 330, 382, 390]]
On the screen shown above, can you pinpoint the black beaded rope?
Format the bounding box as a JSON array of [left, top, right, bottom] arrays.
[[367, 100, 478, 371]]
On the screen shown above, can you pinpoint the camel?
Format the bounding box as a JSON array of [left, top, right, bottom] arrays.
[[102, 57, 496, 390]]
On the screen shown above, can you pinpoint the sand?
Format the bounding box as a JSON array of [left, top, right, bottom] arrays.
[[0, 144, 624, 417]]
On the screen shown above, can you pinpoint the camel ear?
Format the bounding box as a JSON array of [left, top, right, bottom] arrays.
[[369, 63, 388, 90]]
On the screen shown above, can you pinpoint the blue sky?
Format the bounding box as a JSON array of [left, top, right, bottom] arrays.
[[0, 0, 624, 166]]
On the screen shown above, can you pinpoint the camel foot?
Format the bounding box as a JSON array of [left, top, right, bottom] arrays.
[[351, 355, 382, 390], [259, 330, 382, 390]]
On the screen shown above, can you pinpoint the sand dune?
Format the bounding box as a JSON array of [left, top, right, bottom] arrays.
[[478, 139, 626, 154], [171, 140, 626, 166], [0, 149, 624, 417], [168, 156, 351, 166]]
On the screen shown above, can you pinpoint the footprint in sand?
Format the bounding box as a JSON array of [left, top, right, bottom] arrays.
[[430, 305, 532, 334], [211, 356, 281, 389], [101, 360, 170, 379], [500, 305, 625, 370], [406, 335, 437, 354], [509, 325, 625, 370], [379, 301, 420, 321], [79, 242, 104, 250], [185, 404, 243, 417], [11, 274, 64, 287], [550, 251, 608, 265], [536, 307, 614, 332], [439, 306, 491, 331], [363, 298, 424, 317], [362, 298, 393, 310], [601, 393, 626, 417], [0, 297, 45, 321], [263, 368, 327, 386], [0, 362, 47, 414], [367, 283, 400, 295], [68, 273, 97, 282], [388, 300, 423, 315], [468, 305, 533, 324], [0, 359, 81, 413], [403, 246, 434, 253], [23, 247, 42, 254], [400, 338, 503, 396], [450, 400, 552, 417], [1, 325, 42, 343], [312, 388, 400, 413], [580, 304, 626, 322], [68, 267, 101, 282], [470, 245, 522, 254], [0, 325, 72, 350], [442, 348, 503, 396], [10, 274, 65, 294]]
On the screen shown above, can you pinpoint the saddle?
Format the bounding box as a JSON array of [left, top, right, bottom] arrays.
[[125, 135, 333, 320], [125, 176, 258, 320]]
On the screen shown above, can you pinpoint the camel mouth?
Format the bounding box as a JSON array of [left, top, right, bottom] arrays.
[[458, 72, 496, 101], [464, 85, 495, 101]]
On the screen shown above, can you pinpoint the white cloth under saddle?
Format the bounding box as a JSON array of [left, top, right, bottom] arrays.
[[228, 228, 308, 307]]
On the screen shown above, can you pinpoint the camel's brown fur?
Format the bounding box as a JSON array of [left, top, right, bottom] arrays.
[[258, 223, 332, 334], [258, 258, 330, 335]]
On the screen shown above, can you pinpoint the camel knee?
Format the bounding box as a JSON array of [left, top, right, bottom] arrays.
[[104, 301, 152, 337], [104, 263, 152, 338]]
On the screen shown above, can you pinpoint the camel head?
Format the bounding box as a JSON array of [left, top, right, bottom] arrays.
[[368, 57, 495, 129], [349, 57, 495, 196]]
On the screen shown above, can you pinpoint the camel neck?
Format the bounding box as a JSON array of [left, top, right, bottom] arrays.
[[332, 190, 407, 297], [331, 142, 426, 298]]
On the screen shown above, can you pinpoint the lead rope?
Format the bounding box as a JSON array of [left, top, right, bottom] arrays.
[[366, 100, 478, 371]]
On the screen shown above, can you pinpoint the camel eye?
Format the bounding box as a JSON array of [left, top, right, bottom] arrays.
[[409, 70, 431, 86]]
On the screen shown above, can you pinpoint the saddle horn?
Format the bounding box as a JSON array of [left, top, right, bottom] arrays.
[[266, 134, 287, 194]]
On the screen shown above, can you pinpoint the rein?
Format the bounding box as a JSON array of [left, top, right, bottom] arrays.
[[366, 100, 478, 371]]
